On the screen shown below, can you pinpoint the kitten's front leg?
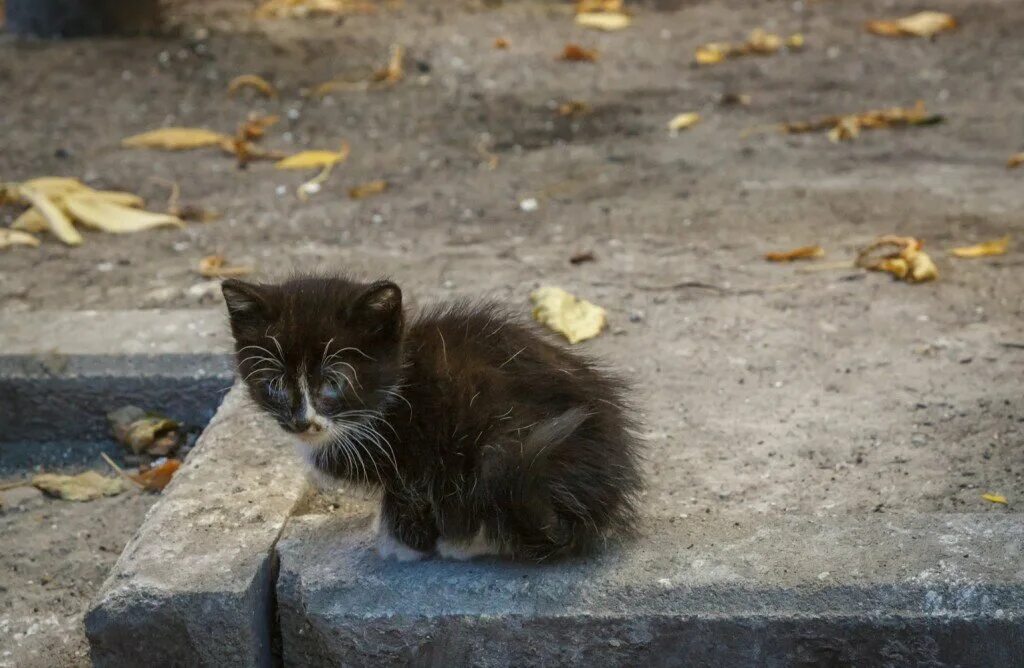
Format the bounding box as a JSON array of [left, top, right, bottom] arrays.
[[374, 491, 437, 562]]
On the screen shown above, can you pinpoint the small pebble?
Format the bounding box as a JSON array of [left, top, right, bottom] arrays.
[[519, 198, 539, 212]]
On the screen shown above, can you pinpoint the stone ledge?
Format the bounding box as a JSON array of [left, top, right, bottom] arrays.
[[276, 512, 1023, 666], [84, 385, 309, 667]]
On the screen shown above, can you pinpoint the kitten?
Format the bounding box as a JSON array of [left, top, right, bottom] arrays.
[[222, 275, 642, 561]]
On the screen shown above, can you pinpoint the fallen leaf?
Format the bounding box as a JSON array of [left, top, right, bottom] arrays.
[[373, 44, 405, 85], [0, 229, 40, 249], [765, 245, 825, 262], [560, 44, 599, 62], [981, 493, 1007, 505], [576, 0, 622, 12], [696, 29, 804, 65], [668, 112, 701, 134], [32, 471, 126, 501], [575, 12, 631, 31], [227, 74, 278, 99], [255, 0, 376, 19], [1007, 153, 1024, 169], [198, 254, 254, 278], [63, 194, 184, 234], [349, 179, 388, 199], [132, 459, 182, 492], [238, 114, 280, 141], [531, 286, 608, 344], [719, 92, 752, 106], [17, 185, 83, 246], [949, 236, 1010, 258], [783, 101, 942, 142], [856, 235, 938, 283], [276, 143, 351, 170], [557, 101, 590, 117], [569, 250, 596, 265], [494, 37, 510, 49], [122, 127, 232, 150], [866, 11, 956, 38], [125, 417, 182, 456]]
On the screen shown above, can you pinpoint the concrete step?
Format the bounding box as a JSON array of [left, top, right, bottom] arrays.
[[85, 386, 1024, 666]]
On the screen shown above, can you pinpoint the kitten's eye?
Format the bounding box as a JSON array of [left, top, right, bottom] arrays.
[[320, 381, 342, 401]]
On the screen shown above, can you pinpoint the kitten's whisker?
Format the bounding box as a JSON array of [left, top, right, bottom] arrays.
[[320, 338, 335, 368], [335, 346, 376, 361], [265, 333, 285, 361], [499, 347, 526, 369]]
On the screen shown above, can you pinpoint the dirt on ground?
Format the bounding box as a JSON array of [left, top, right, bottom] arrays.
[[1, 0, 1023, 665]]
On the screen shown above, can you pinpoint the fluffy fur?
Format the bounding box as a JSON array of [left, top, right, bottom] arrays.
[[223, 275, 642, 561]]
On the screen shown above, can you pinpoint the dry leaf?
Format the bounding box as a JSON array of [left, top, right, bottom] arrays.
[[17, 185, 83, 246], [276, 143, 351, 170], [373, 44, 405, 85], [227, 74, 278, 99], [530, 286, 608, 344], [783, 101, 943, 142], [198, 254, 254, 278], [560, 44, 599, 62], [557, 101, 590, 117], [575, 12, 631, 31], [949, 236, 1010, 258], [856, 235, 938, 283], [63, 194, 183, 234], [1007, 153, 1024, 169], [866, 11, 956, 38], [981, 493, 1008, 505], [348, 179, 388, 199], [255, 0, 376, 19], [132, 459, 182, 492], [576, 0, 622, 12], [696, 29, 803, 65], [0, 229, 40, 249], [668, 112, 701, 134], [569, 250, 596, 265], [122, 127, 232, 150], [32, 471, 126, 502], [765, 245, 825, 262], [494, 37, 510, 49]]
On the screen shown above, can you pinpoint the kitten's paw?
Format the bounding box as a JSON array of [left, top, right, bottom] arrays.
[[436, 529, 499, 561], [375, 522, 430, 562]]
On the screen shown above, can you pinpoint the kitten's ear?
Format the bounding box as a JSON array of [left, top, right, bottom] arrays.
[[222, 279, 272, 325], [351, 280, 403, 338]]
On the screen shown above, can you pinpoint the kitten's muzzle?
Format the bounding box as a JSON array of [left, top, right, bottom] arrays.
[[284, 418, 323, 435]]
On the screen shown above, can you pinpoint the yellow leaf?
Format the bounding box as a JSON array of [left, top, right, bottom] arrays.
[[856, 235, 938, 283], [122, 127, 232, 150], [63, 194, 184, 234], [982, 493, 1007, 505], [0, 229, 40, 249], [867, 11, 957, 38], [530, 286, 608, 344], [18, 185, 83, 246], [90, 190, 145, 208], [373, 44, 405, 85], [11, 207, 48, 233], [949, 236, 1010, 258], [1007, 152, 1024, 169], [19, 177, 90, 199], [32, 471, 126, 502], [786, 33, 805, 49], [227, 74, 278, 99], [276, 143, 351, 170], [575, 12, 631, 31], [576, 0, 623, 12], [765, 245, 825, 262], [348, 179, 388, 199], [198, 254, 253, 278], [695, 42, 730, 65], [668, 112, 701, 134]]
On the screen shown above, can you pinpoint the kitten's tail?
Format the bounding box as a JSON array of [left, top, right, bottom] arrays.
[[483, 407, 600, 561]]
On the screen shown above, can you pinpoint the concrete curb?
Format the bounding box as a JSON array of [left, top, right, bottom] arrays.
[[0, 309, 232, 443], [84, 386, 309, 667], [275, 512, 1024, 666]]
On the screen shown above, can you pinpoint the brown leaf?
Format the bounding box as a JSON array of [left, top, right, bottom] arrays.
[[696, 29, 803, 66], [198, 254, 254, 278], [784, 101, 943, 142], [227, 74, 278, 99], [560, 44, 599, 62], [765, 245, 825, 262], [494, 37, 510, 49], [569, 250, 596, 265], [866, 11, 956, 38], [856, 235, 938, 283], [33, 471, 126, 501], [372, 44, 405, 85], [949, 236, 1010, 258], [348, 179, 388, 199], [132, 459, 182, 493], [1008, 152, 1024, 169], [557, 101, 590, 117]]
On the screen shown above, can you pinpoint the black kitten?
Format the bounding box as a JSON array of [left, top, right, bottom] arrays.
[[222, 275, 642, 561]]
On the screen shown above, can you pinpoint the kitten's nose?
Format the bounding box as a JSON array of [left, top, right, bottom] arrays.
[[288, 418, 320, 434]]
